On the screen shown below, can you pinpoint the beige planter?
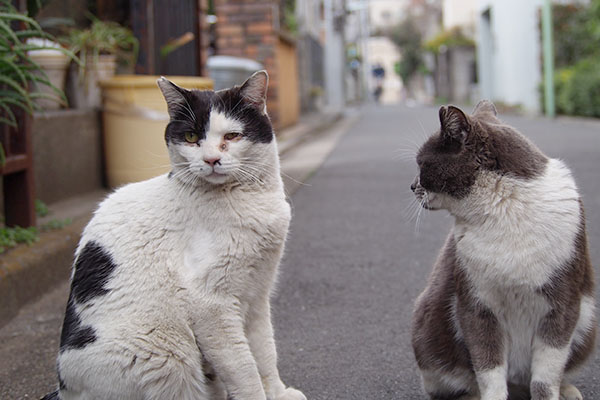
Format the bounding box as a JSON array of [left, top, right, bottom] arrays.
[[29, 49, 70, 110], [99, 75, 213, 188]]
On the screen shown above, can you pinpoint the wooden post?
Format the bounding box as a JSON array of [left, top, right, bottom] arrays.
[[0, 110, 36, 227]]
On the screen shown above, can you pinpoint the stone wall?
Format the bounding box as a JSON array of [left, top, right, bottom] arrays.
[[31, 110, 104, 205]]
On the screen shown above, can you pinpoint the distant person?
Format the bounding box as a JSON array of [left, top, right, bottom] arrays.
[[372, 63, 386, 103]]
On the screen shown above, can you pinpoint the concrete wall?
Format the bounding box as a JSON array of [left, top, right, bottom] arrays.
[[32, 110, 103, 205], [478, 0, 543, 112]]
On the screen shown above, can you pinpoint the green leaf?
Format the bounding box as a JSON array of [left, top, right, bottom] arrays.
[[0, 12, 43, 31], [0, 115, 17, 128], [0, 55, 28, 85], [28, 74, 67, 102], [0, 101, 17, 124], [0, 18, 21, 44], [0, 75, 33, 112], [0, 96, 29, 114], [0, 143, 5, 166], [16, 29, 53, 39]]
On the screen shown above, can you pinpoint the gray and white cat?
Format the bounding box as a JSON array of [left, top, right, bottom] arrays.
[[411, 101, 596, 400], [43, 71, 306, 400]]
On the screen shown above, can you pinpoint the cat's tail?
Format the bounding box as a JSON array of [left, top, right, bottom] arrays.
[[40, 389, 60, 400]]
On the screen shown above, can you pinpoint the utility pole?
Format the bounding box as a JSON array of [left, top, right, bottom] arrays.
[[542, 0, 555, 117], [323, 0, 346, 112]]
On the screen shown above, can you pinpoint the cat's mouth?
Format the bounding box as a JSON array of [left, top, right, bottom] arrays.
[[415, 189, 439, 210], [203, 169, 229, 183]]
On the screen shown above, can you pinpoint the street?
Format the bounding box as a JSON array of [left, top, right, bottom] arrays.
[[273, 104, 600, 399], [1, 104, 599, 399]]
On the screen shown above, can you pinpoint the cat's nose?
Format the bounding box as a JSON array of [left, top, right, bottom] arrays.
[[204, 157, 221, 167], [411, 176, 419, 192]]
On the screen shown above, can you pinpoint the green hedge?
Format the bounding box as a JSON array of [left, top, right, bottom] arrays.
[[554, 58, 600, 118]]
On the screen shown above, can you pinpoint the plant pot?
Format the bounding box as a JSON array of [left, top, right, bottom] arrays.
[[67, 54, 117, 109], [28, 49, 70, 110], [99, 75, 213, 188]]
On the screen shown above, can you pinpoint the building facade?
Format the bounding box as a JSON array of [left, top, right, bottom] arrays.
[[477, 0, 544, 112]]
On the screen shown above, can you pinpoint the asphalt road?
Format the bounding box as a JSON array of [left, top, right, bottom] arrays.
[[272, 104, 600, 399], [1, 104, 599, 399]]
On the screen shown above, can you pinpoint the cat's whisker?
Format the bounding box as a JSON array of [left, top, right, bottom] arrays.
[[234, 168, 262, 185], [240, 159, 311, 187], [401, 196, 419, 220], [414, 197, 426, 235]]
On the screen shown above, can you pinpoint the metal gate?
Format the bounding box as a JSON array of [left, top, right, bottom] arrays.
[[131, 0, 201, 76]]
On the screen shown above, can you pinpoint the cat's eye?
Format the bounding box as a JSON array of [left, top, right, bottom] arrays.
[[185, 132, 199, 143], [224, 132, 241, 141]]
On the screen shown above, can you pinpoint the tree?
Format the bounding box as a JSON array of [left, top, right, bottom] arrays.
[[387, 17, 424, 92]]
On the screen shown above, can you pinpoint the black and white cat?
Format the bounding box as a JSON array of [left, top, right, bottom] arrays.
[[43, 71, 306, 400], [411, 101, 596, 400]]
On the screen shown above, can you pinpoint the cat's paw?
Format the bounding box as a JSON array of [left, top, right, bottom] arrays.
[[274, 387, 307, 400], [560, 384, 583, 400]]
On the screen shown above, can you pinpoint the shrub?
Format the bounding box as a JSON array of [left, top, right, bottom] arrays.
[[555, 58, 600, 118]]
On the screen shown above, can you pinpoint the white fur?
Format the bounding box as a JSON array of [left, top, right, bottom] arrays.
[[452, 159, 581, 289], [418, 158, 595, 397], [56, 109, 306, 400], [531, 343, 571, 400], [449, 159, 586, 386], [477, 365, 508, 400]]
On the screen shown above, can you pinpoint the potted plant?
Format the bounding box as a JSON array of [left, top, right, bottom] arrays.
[[63, 16, 139, 109], [27, 37, 71, 110], [0, 0, 71, 226]]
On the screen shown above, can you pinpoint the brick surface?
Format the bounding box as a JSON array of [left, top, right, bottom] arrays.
[[214, 0, 293, 128], [247, 21, 274, 35]]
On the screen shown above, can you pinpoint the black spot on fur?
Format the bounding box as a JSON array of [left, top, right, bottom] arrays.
[[41, 390, 60, 400], [59, 241, 115, 352], [58, 371, 66, 390], [164, 89, 213, 145], [160, 77, 273, 147], [71, 241, 117, 304], [59, 296, 97, 351], [212, 87, 273, 144]]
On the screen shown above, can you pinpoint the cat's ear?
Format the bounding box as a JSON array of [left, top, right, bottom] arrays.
[[439, 105, 470, 142], [472, 99, 497, 117], [239, 70, 268, 113], [157, 77, 191, 118]]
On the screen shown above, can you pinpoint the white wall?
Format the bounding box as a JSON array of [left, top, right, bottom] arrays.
[[443, 0, 477, 35], [477, 0, 543, 112], [369, 0, 408, 31]]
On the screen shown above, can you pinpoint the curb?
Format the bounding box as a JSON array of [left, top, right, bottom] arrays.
[[277, 112, 342, 156], [0, 112, 342, 329], [0, 217, 88, 327]]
